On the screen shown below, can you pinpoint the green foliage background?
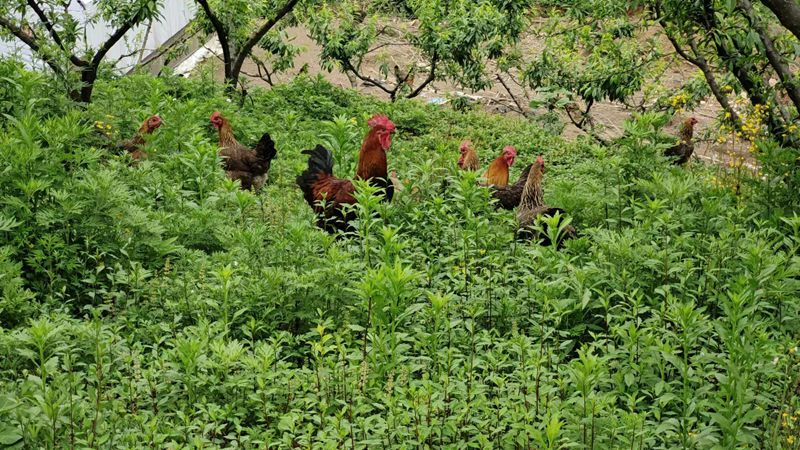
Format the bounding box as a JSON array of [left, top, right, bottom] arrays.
[[0, 59, 799, 448]]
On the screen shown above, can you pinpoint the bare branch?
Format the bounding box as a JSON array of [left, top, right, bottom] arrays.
[[407, 51, 437, 99], [90, 14, 143, 68], [739, 0, 800, 114], [341, 58, 396, 96], [26, 0, 87, 67], [0, 15, 65, 77], [496, 73, 532, 118], [230, 0, 301, 84], [195, 0, 232, 78]]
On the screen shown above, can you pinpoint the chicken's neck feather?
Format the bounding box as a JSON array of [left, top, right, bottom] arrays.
[[679, 123, 695, 144], [218, 120, 240, 148], [519, 167, 544, 211], [356, 128, 387, 180]]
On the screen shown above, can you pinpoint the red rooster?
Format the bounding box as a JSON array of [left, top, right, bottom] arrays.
[[210, 112, 277, 190], [483, 146, 517, 186], [297, 115, 396, 233]]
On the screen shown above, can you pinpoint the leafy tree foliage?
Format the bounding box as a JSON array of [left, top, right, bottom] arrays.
[[192, 0, 305, 90], [0, 0, 162, 103], [307, 0, 532, 101]]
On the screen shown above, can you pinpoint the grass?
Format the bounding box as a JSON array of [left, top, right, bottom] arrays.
[[0, 60, 799, 449]]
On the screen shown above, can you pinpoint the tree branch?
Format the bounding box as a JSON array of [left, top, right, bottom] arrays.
[[758, 0, 800, 42], [341, 58, 396, 96], [739, 0, 800, 115], [195, 0, 232, 78], [230, 0, 301, 85], [656, 7, 744, 129], [564, 99, 608, 145], [90, 13, 142, 68], [0, 15, 66, 77], [496, 73, 532, 118], [407, 51, 437, 99], [26, 0, 88, 67]]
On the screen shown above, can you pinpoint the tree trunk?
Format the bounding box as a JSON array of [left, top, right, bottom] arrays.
[[759, 0, 800, 42], [740, 0, 800, 115], [228, 0, 301, 90], [80, 66, 98, 103]]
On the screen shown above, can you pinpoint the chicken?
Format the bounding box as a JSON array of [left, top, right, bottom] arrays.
[[491, 163, 532, 210], [457, 140, 480, 171], [109, 115, 162, 160], [483, 146, 517, 186], [210, 111, 277, 190], [664, 117, 698, 165], [296, 115, 396, 233], [516, 155, 577, 247]]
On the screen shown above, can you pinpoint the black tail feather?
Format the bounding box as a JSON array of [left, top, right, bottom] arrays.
[[254, 132, 278, 163], [296, 145, 334, 207]]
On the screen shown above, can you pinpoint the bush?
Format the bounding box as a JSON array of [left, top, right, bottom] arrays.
[[0, 64, 798, 448]]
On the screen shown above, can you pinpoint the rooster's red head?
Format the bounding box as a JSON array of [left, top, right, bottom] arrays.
[[145, 115, 162, 132], [367, 114, 396, 151], [210, 111, 225, 129], [502, 146, 517, 167], [535, 155, 544, 170], [460, 140, 473, 154]]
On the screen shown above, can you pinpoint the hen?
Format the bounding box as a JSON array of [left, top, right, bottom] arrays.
[[664, 117, 698, 165], [491, 163, 532, 210], [107, 115, 162, 160], [517, 155, 577, 247], [483, 146, 516, 186], [210, 111, 277, 190], [457, 140, 480, 171], [297, 115, 396, 233]]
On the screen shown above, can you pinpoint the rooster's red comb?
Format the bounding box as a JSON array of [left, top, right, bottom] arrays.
[[536, 155, 544, 164], [210, 111, 222, 121], [460, 140, 473, 151], [503, 146, 517, 157], [367, 114, 395, 132]]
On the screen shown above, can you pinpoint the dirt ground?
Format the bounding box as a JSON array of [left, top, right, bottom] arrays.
[[195, 23, 755, 170]]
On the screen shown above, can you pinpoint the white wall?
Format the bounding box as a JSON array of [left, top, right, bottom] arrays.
[[0, 0, 196, 72]]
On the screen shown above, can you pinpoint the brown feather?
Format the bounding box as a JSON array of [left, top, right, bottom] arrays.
[[484, 156, 510, 186]]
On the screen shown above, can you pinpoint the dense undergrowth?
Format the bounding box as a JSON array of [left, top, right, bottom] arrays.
[[1, 59, 799, 448]]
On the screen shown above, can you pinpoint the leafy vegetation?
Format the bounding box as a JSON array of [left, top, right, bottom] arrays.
[[0, 0, 162, 102], [0, 57, 799, 448]]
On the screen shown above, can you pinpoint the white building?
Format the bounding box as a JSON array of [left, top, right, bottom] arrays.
[[0, 0, 197, 73]]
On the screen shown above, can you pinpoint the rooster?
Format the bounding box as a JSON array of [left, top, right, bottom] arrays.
[[210, 111, 277, 191], [491, 163, 532, 210], [297, 115, 396, 233], [457, 140, 480, 171], [664, 117, 698, 165], [107, 115, 162, 160], [517, 155, 576, 247], [483, 146, 517, 186]]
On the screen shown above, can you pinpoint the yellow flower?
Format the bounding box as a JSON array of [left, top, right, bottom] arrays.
[[788, 436, 795, 445]]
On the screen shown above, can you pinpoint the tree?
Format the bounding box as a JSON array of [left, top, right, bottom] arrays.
[[0, 0, 162, 103], [307, 0, 532, 102], [654, 0, 800, 146], [193, 0, 304, 91]]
